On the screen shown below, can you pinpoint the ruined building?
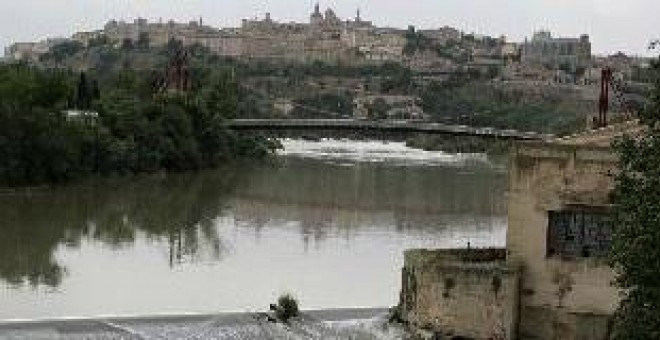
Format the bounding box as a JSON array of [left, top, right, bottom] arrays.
[[398, 122, 641, 339]]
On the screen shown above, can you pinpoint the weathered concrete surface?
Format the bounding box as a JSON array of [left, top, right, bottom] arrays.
[[508, 142, 618, 339], [397, 138, 625, 339], [0, 309, 408, 340], [398, 249, 519, 340]]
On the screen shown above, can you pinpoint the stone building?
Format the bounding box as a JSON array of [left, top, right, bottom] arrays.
[[420, 26, 462, 45], [71, 31, 104, 47], [353, 95, 424, 120], [399, 122, 641, 339], [239, 5, 404, 64], [51, 5, 404, 65], [506, 137, 618, 339], [102, 18, 224, 51], [347, 28, 406, 62], [521, 31, 592, 72], [4, 38, 70, 62]]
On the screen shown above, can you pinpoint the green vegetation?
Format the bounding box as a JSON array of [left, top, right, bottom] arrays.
[[405, 135, 511, 154], [290, 92, 354, 118], [40, 41, 84, 65], [0, 62, 278, 187], [403, 26, 470, 63], [274, 294, 300, 323], [421, 73, 586, 135], [610, 56, 660, 339], [31, 38, 597, 136]]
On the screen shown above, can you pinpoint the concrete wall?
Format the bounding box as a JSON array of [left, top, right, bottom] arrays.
[[508, 142, 618, 339], [399, 249, 519, 339]]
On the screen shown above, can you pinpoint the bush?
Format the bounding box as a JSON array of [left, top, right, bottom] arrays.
[[275, 293, 300, 322]]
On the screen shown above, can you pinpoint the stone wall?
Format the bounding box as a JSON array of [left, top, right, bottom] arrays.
[[399, 249, 519, 339], [508, 142, 618, 339]]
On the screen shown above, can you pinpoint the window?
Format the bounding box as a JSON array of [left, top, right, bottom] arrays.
[[547, 208, 612, 258]]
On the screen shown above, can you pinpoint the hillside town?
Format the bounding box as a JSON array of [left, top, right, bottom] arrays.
[[2, 5, 654, 131], [3, 5, 652, 81]]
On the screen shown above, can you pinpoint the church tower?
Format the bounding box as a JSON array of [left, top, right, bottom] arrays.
[[310, 2, 323, 26]]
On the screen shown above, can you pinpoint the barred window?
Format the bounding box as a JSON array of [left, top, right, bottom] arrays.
[[547, 208, 612, 258]]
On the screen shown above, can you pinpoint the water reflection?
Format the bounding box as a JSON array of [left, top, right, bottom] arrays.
[[0, 140, 507, 319], [231, 156, 506, 249], [0, 170, 239, 288]]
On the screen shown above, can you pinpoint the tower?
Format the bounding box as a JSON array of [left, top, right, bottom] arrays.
[[310, 2, 323, 25]]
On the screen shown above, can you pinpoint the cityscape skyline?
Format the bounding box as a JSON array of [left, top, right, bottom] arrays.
[[1, 0, 658, 57]]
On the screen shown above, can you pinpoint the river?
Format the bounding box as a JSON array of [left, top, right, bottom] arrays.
[[0, 139, 507, 321]]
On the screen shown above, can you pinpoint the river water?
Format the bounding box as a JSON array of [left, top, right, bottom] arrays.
[[0, 140, 507, 321]]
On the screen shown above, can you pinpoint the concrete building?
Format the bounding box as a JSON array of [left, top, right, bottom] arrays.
[[398, 122, 641, 339], [522, 31, 592, 72]]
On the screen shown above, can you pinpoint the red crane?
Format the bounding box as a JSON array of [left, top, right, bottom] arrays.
[[595, 66, 639, 129], [155, 47, 191, 95], [597, 68, 613, 128]]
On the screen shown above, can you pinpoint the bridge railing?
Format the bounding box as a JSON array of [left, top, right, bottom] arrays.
[[227, 119, 553, 141]]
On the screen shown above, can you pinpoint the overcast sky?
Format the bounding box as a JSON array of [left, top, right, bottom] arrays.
[[1, 0, 658, 56]]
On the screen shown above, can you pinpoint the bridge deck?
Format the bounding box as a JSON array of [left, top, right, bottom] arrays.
[[227, 119, 553, 140]]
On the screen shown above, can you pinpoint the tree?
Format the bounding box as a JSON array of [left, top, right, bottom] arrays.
[[368, 98, 390, 120], [610, 56, 660, 339], [137, 32, 150, 49], [0, 61, 277, 186], [75, 72, 91, 109], [121, 38, 134, 51], [43, 41, 83, 65]]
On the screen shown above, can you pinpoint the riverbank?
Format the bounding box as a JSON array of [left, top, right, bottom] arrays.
[[0, 63, 281, 188], [0, 308, 406, 339]]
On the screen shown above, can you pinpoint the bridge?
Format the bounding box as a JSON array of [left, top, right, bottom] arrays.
[[227, 119, 553, 141]]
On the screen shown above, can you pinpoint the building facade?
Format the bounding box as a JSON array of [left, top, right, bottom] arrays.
[[74, 5, 406, 65], [507, 140, 617, 339], [238, 5, 404, 64], [521, 31, 592, 72]]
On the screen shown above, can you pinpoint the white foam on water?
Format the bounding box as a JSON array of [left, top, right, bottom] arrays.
[[278, 139, 489, 166]]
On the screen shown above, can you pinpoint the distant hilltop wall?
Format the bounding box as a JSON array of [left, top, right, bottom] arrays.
[[66, 7, 406, 65]]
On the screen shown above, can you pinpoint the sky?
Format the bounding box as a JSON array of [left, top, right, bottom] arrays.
[[1, 0, 659, 57]]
